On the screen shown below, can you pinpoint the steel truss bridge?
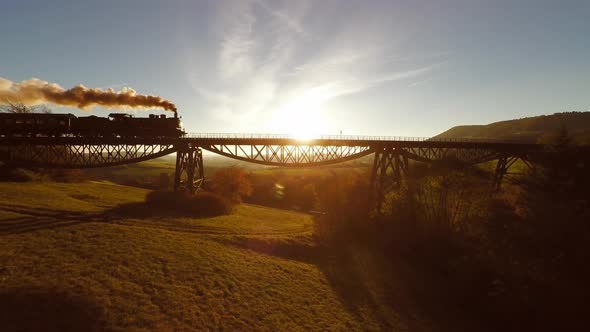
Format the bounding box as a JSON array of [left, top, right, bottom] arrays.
[[0, 134, 543, 209]]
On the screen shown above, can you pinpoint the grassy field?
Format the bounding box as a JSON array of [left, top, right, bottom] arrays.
[[0, 181, 422, 331]]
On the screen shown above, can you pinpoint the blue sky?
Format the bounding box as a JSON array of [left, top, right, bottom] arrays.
[[1, 0, 589, 136]]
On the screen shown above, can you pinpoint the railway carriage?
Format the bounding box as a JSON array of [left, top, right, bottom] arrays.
[[0, 112, 183, 138], [0, 113, 76, 136], [71, 115, 112, 137]]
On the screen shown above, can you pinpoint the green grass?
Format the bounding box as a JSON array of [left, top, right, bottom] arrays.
[[476, 158, 533, 178], [0, 181, 412, 331]]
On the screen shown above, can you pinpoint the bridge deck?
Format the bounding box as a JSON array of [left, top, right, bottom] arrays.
[[0, 133, 545, 171], [0, 134, 543, 150]]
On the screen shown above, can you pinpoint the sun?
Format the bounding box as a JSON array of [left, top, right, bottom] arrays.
[[269, 93, 328, 140]]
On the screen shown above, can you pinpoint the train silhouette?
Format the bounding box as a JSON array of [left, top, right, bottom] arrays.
[[0, 112, 184, 137]]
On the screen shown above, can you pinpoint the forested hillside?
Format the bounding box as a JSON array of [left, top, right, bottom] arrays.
[[435, 112, 590, 144]]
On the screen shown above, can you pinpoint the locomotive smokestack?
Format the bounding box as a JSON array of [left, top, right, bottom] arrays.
[[0, 77, 176, 113]]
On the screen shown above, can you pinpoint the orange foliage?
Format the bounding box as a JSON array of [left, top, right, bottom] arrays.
[[210, 167, 252, 203]]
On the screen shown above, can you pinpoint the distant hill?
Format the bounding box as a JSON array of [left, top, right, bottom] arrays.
[[435, 112, 590, 144]]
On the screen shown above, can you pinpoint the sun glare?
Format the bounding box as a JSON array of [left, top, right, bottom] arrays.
[[270, 93, 328, 140]]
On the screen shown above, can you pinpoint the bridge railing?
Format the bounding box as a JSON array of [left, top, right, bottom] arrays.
[[181, 133, 527, 144]]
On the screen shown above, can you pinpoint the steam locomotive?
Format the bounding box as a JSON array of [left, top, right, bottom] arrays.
[[0, 112, 184, 138]]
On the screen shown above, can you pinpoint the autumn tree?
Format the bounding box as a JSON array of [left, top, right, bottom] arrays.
[[210, 167, 252, 203]]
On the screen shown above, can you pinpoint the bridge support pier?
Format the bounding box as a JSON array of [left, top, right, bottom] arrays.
[[491, 154, 534, 192], [370, 147, 408, 213], [174, 143, 204, 194], [492, 155, 514, 192]]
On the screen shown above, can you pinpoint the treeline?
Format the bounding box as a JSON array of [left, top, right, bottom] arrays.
[[436, 111, 590, 144], [0, 163, 176, 189], [244, 172, 320, 211], [0, 166, 84, 183]]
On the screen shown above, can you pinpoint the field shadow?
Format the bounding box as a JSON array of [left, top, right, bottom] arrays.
[[218, 236, 408, 329], [0, 288, 106, 332], [216, 236, 321, 264], [0, 204, 108, 235], [0, 199, 231, 235], [313, 248, 417, 330], [107, 202, 213, 219]]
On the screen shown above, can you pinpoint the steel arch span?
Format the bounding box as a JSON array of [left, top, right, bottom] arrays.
[[202, 143, 373, 167]]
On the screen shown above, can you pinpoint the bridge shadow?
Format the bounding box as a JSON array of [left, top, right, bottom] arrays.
[[0, 288, 106, 332]]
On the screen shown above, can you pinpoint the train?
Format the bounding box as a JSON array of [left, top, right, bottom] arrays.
[[0, 112, 184, 138]]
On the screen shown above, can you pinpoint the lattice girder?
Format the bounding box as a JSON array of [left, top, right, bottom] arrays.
[[1, 143, 176, 168], [403, 146, 501, 164]]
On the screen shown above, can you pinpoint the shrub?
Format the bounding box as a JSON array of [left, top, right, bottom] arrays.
[[49, 169, 83, 182], [145, 190, 233, 217], [0, 168, 49, 182], [156, 172, 172, 190], [246, 173, 281, 207]]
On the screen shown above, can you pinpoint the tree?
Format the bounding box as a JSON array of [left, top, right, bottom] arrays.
[[0, 101, 52, 113], [210, 167, 252, 203]]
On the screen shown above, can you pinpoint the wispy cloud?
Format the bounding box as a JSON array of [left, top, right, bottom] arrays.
[[188, 0, 446, 132], [408, 77, 433, 88], [254, 0, 306, 36], [218, 2, 256, 79]]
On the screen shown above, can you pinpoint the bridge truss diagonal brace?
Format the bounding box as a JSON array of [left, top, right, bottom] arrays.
[[201, 143, 372, 167], [174, 143, 204, 194], [370, 147, 409, 213], [491, 154, 534, 192]]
